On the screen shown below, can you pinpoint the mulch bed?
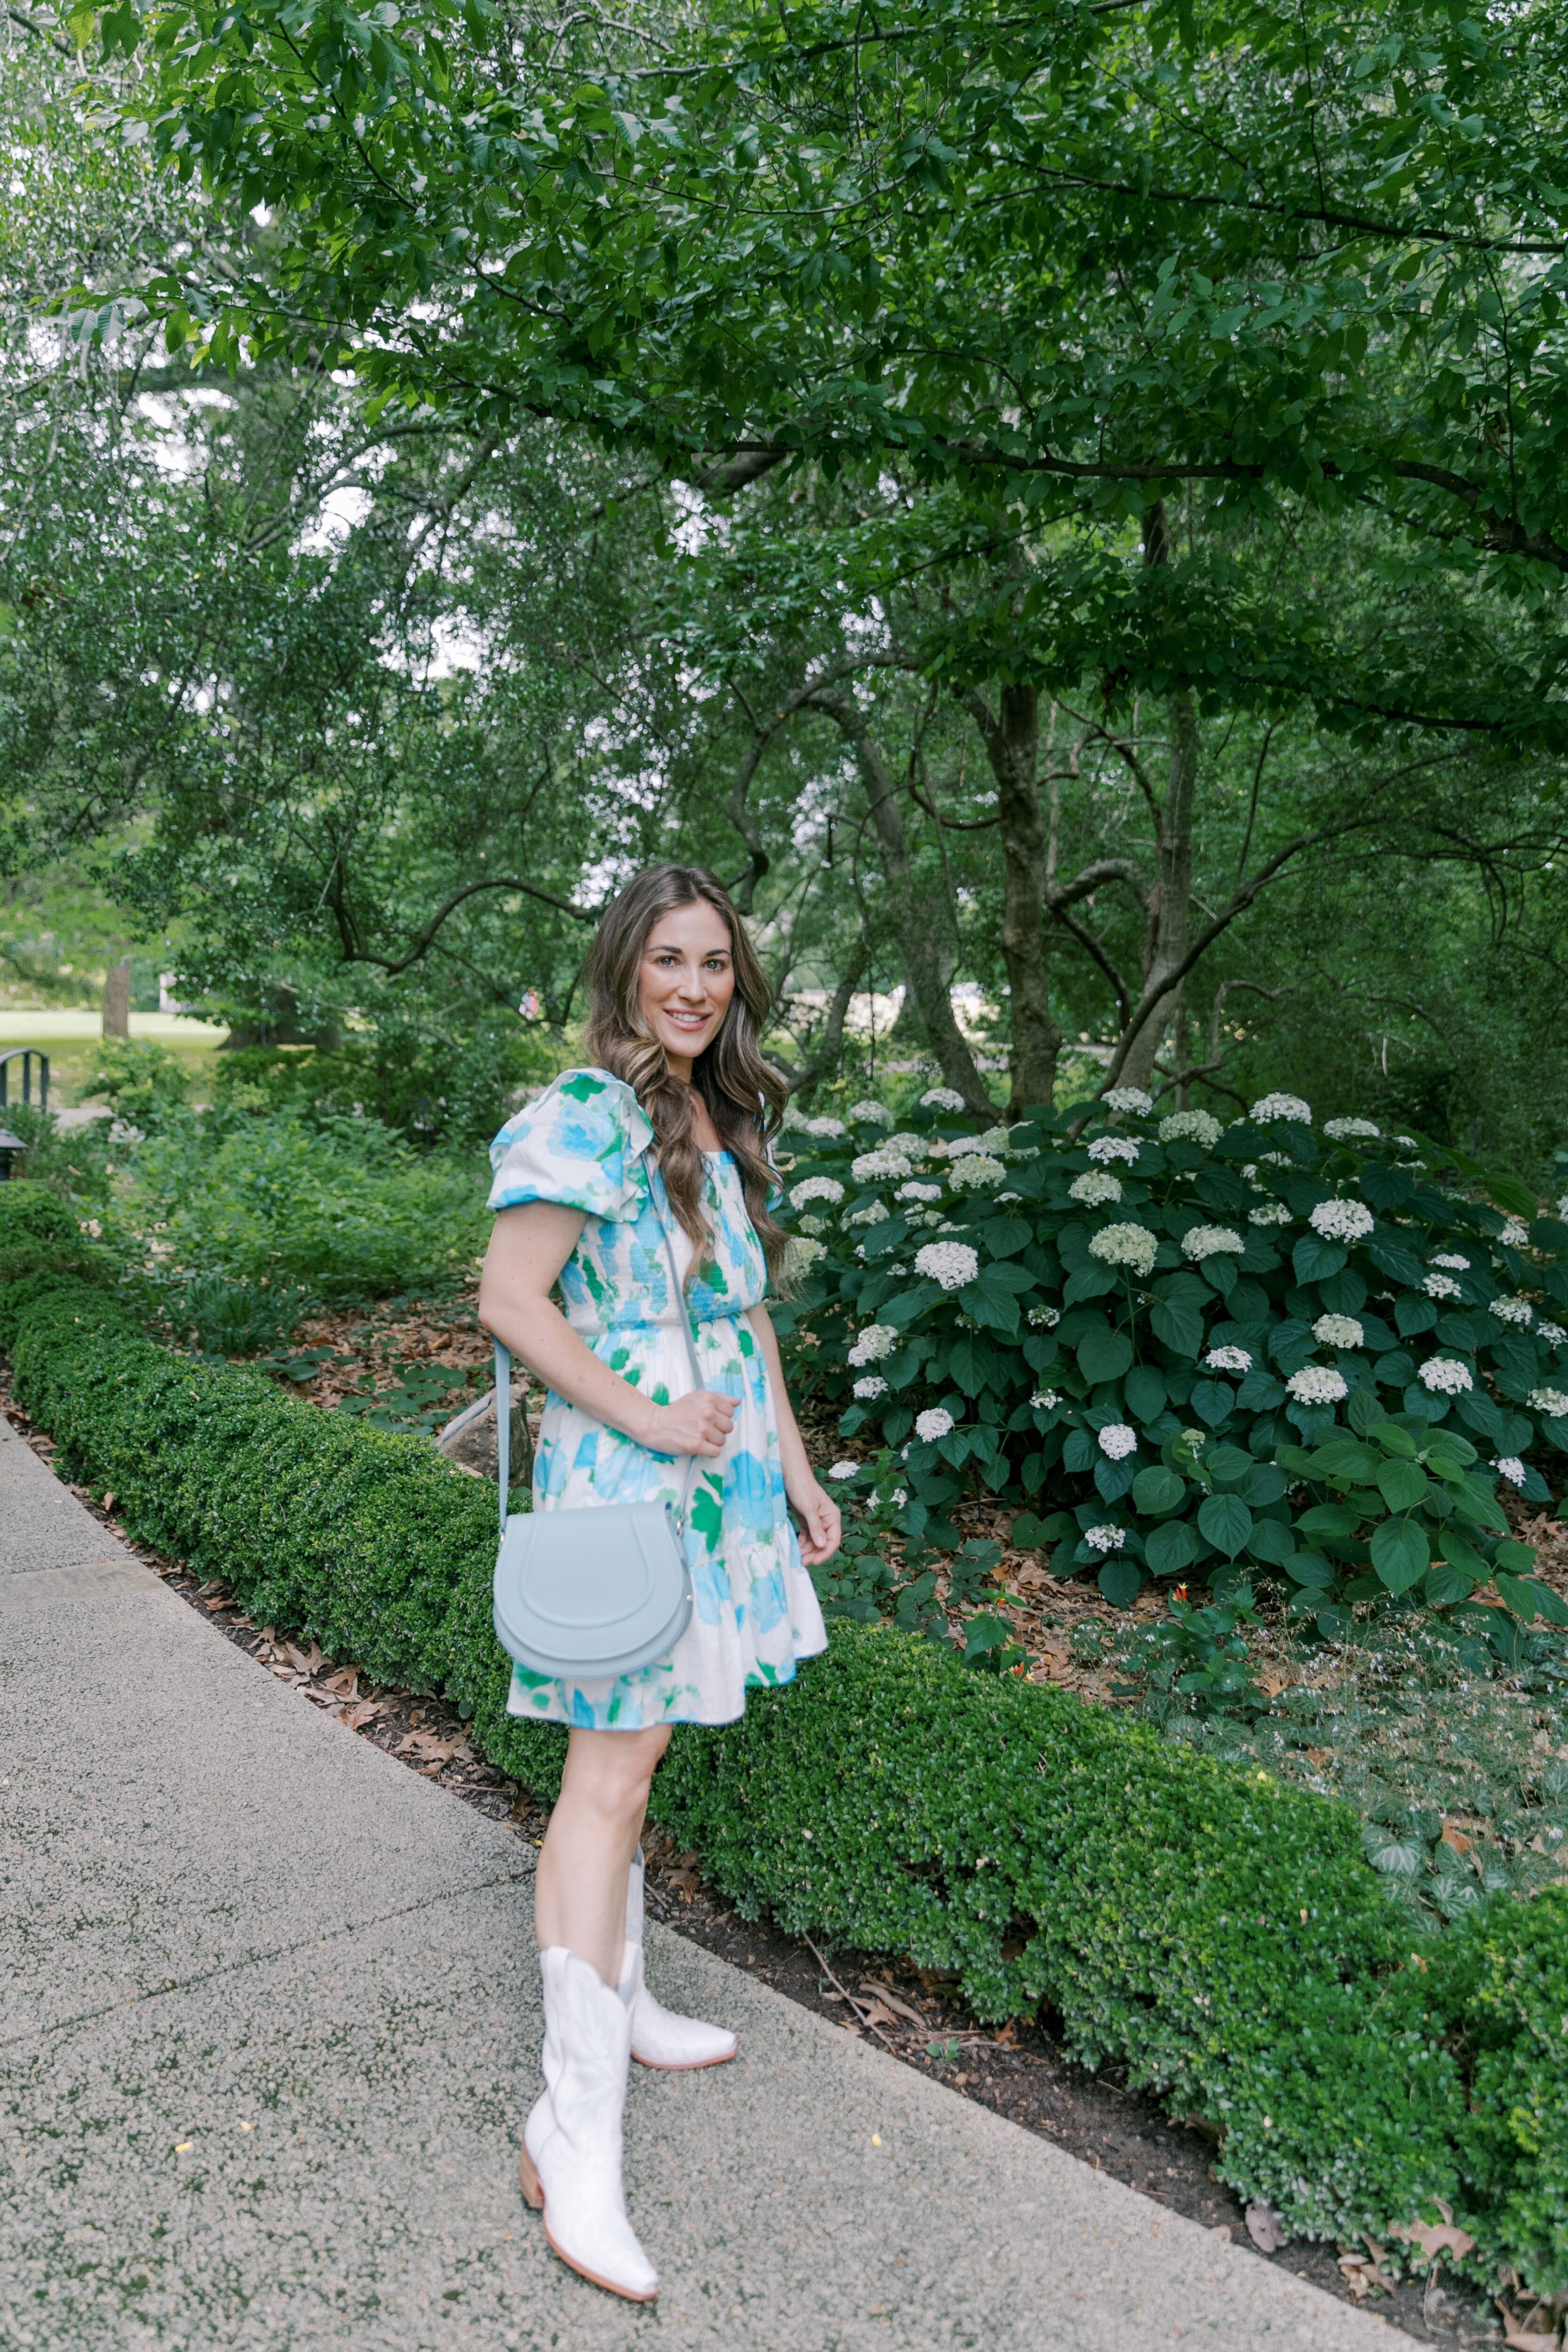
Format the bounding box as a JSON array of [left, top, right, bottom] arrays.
[[0, 1363, 1504, 2346]]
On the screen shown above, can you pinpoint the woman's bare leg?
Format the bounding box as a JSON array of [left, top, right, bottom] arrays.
[[533, 1724, 673, 1985]]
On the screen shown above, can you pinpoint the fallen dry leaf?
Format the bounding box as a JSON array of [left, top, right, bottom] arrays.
[[339, 1699, 383, 1730], [1441, 1823, 1476, 1858], [1392, 2217, 1477, 2263], [859, 1999, 901, 2031], [859, 1981, 929, 2030], [102, 1491, 115, 1512], [285, 1641, 324, 1676], [1497, 2302, 1562, 2352], [322, 1668, 359, 1699], [1245, 2201, 1289, 2253]]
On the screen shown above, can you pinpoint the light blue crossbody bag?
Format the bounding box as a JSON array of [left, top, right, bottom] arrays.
[[491, 1189, 699, 1681]]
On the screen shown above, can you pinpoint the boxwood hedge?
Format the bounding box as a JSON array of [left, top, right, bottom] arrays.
[[2, 1203, 1565, 2296]]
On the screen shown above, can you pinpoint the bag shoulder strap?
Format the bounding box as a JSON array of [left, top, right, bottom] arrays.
[[494, 1154, 708, 1537]]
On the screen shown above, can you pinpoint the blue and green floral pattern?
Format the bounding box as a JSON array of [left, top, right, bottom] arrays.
[[486, 1067, 826, 1728]]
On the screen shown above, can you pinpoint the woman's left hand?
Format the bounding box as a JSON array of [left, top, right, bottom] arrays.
[[788, 1476, 842, 1567]]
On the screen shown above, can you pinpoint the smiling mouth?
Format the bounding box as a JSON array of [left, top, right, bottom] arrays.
[[665, 1009, 712, 1030]]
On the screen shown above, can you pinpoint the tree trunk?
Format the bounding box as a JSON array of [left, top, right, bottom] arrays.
[[963, 682, 1062, 1113], [829, 706, 993, 1113], [102, 959, 131, 1039], [1118, 506, 1199, 1091]]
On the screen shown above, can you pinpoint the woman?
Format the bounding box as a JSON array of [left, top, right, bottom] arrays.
[[478, 862, 840, 2303]]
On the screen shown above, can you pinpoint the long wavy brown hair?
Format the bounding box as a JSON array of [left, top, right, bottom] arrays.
[[584, 864, 789, 1283]]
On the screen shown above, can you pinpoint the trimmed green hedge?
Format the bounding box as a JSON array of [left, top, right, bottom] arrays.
[[2, 1207, 1565, 2294]]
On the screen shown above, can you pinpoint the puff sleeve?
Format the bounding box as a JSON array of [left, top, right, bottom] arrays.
[[486, 1069, 654, 1219]]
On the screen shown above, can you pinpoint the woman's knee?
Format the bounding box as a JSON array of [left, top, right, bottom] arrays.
[[564, 1726, 669, 1820]]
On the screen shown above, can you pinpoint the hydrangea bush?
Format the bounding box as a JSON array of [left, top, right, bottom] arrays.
[[774, 1093, 1568, 1641]]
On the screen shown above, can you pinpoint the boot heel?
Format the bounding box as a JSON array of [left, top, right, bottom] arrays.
[[519, 2145, 545, 2210]]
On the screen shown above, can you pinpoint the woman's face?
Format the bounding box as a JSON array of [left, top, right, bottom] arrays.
[[637, 898, 736, 1073]]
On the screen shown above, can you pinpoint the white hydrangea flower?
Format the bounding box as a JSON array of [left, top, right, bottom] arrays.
[[1538, 1321, 1567, 1346], [791, 1176, 844, 1209], [1030, 1390, 1061, 1411], [1286, 1366, 1349, 1405], [780, 1101, 809, 1131], [948, 1153, 1007, 1190], [828, 1461, 860, 1480], [1489, 1295, 1534, 1327], [796, 1213, 828, 1237], [1084, 1525, 1127, 1553], [852, 1375, 888, 1399], [1251, 1092, 1313, 1125], [1098, 1424, 1138, 1460], [1395, 1134, 1421, 1150], [1529, 1387, 1568, 1418], [1323, 1117, 1381, 1142], [883, 1132, 926, 1156], [1258, 1151, 1293, 1168], [920, 1086, 967, 1112], [1069, 1170, 1123, 1208], [1182, 1225, 1245, 1261], [784, 1237, 828, 1277], [851, 1148, 915, 1185], [844, 1199, 891, 1228], [1559, 1194, 1568, 1220], [997, 1191, 1021, 1204], [804, 1115, 846, 1138], [1028, 1305, 1062, 1329], [1159, 1109, 1222, 1147], [1249, 1202, 1292, 1227], [1309, 1198, 1375, 1244], [1497, 1219, 1531, 1249], [1104, 1086, 1154, 1115], [915, 1240, 980, 1291], [848, 1100, 893, 1125], [1089, 1224, 1160, 1277], [1493, 1457, 1528, 1489], [1420, 1358, 1474, 1396], [1313, 1313, 1364, 1350], [1424, 1273, 1463, 1301], [915, 1407, 955, 1443], [1431, 1253, 1471, 1271], [1204, 1346, 1253, 1373], [846, 1323, 899, 1367], [898, 1180, 943, 1203], [943, 1126, 1012, 1159], [1087, 1135, 1140, 1166]]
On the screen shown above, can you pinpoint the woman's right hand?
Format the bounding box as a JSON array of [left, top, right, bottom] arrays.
[[645, 1388, 736, 1458]]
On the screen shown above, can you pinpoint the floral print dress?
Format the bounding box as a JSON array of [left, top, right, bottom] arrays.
[[486, 1067, 827, 1730]]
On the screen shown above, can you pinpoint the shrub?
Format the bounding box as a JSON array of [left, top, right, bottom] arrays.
[[774, 1093, 1568, 1638], [80, 1037, 193, 1133], [109, 1108, 489, 1301], [7, 1269, 1568, 2294]]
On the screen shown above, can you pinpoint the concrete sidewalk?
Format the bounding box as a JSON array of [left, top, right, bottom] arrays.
[[0, 1407, 1417, 2350]]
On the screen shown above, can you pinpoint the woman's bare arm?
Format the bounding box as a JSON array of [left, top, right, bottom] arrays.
[[478, 1202, 735, 1459], [744, 1305, 842, 1566]]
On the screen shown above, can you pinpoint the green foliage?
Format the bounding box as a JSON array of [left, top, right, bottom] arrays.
[[6, 1261, 1568, 2292], [777, 1096, 1567, 1628], [111, 1109, 489, 1301], [81, 1038, 192, 1133], [1431, 1891, 1568, 2296], [0, 1181, 115, 1327], [208, 1018, 558, 1152]]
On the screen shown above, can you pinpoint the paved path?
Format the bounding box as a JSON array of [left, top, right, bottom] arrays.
[[0, 1408, 1417, 2351]]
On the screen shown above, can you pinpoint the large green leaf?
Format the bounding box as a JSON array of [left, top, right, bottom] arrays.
[[1188, 1376, 1236, 1428], [1453, 1476, 1509, 1533], [1292, 1236, 1346, 1284], [1247, 1517, 1297, 1566], [1424, 1559, 1474, 1607], [1130, 1465, 1186, 1517], [1077, 1327, 1134, 1385], [1197, 1492, 1253, 1558], [1370, 1517, 1429, 1594], [1145, 1518, 1200, 1576], [958, 1268, 1024, 1333], [1375, 1458, 1430, 1513], [1098, 1559, 1142, 1609], [1494, 1570, 1541, 1623], [1149, 1299, 1202, 1357]]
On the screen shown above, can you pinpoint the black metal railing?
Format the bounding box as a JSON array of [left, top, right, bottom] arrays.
[[0, 1048, 49, 1112]]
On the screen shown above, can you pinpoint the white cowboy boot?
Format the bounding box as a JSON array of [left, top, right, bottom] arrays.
[[520, 1947, 658, 2302], [621, 1852, 738, 2071]]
